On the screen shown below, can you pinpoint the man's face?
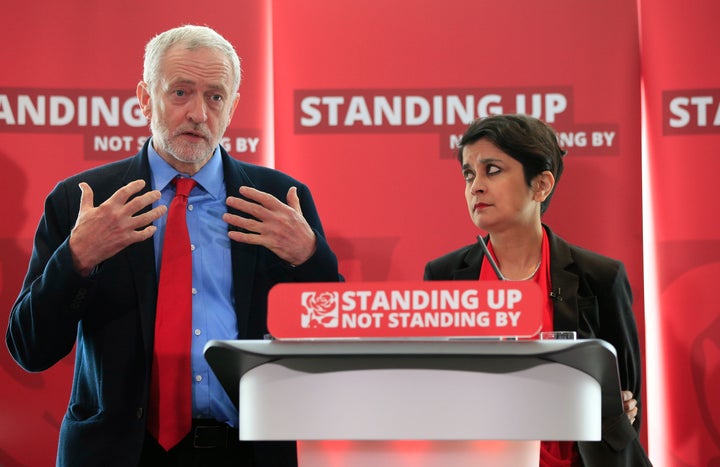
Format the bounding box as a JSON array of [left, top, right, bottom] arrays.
[[137, 44, 239, 174]]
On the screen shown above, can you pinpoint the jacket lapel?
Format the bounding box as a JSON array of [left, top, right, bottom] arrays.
[[453, 242, 485, 280], [221, 149, 258, 338], [547, 229, 580, 332], [120, 143, 160, 358]]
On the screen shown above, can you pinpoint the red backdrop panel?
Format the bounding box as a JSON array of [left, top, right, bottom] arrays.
[[0, 1, 271, 465], [641, 0, 720, 465], [272, 0, 642, 283], [272, 0, 645, 446]]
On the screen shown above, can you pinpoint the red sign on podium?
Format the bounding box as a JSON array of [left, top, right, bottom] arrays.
[[267, 281, 543, 339]]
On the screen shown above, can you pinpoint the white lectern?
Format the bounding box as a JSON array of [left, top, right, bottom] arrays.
[[204, 339, 623, 466]]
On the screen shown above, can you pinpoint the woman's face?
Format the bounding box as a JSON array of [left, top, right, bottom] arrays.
[[461, 138, 544, 233]]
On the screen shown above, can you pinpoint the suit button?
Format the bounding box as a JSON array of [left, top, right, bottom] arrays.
[[137, 407, 144, 419]]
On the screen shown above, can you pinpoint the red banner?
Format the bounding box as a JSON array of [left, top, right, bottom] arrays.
[[268, 281, 543, 339], [641, 1, 720, 465], [0, 3, 272, 466], [272, 0, 642, 288]]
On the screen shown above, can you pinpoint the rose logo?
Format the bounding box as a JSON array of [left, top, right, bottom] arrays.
[[301, 291, 339, 328]]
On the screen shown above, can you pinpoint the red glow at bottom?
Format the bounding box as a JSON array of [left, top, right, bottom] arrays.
[[297, 440, 540, 466]]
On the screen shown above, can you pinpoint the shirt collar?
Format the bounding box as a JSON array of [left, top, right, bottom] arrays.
[[147, 138, 224, 199]]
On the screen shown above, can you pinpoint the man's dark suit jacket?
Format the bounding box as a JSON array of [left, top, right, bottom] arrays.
[[6, 141, 339, 466], [424, 226, 653, 467]]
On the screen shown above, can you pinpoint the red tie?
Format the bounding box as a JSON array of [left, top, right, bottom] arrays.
[[149, 176, 196, 450]]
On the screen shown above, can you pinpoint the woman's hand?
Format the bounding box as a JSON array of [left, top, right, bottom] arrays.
[[622, 390, 638, 426]]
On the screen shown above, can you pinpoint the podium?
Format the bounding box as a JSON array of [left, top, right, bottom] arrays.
[[204, 339, 623, 466]]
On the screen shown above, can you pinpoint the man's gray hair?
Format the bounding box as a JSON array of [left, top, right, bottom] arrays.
[[143, 24, 241, 95]]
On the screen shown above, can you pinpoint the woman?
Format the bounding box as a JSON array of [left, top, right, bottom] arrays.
[[424, 114, 652, 466]]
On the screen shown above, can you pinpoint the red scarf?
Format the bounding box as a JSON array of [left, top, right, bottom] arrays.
[[479, 230, 581, 467]]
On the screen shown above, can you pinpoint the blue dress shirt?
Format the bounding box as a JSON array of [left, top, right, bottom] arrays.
[[149, 141, 238, 427]]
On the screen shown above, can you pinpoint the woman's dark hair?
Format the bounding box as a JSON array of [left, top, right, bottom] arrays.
[[457, 114, 566, 214]]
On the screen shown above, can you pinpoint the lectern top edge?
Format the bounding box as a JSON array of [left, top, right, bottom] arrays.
[[204, 338, 624, 418]]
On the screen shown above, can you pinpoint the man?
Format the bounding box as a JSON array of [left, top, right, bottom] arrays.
[[6, 25, 339, 466]]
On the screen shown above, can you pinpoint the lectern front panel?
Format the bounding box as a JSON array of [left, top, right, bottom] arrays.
[[238, 358, 601, 441]]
